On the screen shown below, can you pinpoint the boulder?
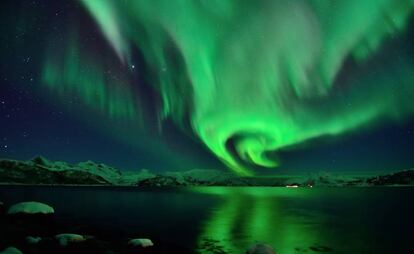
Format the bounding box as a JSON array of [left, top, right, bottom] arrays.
[[55, 233, 86, 247], [0, 247, 22, 254], [7, 201, 54, 215], [128, 238, 154, 248], [26, 236, 42, 244]]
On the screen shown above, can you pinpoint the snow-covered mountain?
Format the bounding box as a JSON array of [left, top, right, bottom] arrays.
[[0, 157, 413, 186]]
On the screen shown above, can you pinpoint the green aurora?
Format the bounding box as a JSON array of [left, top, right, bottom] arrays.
[[42, 0, 414, 175]]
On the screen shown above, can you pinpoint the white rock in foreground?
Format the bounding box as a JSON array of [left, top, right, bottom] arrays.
[[7, 201, 54, 215], [55, 234, 86, 246], [0, 247, 23, 254], [128, 238, 154, 248]]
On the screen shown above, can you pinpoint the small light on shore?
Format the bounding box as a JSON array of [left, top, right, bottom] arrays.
[[286, 185, 299, 188]]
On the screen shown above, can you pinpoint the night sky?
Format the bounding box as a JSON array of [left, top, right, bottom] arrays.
[[1, 0, 414, 174]]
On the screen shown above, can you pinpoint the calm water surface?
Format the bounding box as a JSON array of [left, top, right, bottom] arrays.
[[1, 186, 413, 254]]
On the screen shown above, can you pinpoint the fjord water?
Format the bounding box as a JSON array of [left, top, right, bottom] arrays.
[[1, 186, 413, 253]]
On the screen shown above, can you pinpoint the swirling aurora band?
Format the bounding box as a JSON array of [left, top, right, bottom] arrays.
[[42, 0, 414, 176]]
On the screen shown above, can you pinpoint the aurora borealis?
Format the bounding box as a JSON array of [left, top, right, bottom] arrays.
[[1, 0, 414, 174]]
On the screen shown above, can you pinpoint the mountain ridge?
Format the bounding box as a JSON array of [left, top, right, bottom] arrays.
[[0, 157, 413, 187]]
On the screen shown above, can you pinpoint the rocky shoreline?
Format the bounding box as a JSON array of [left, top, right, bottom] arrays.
[[0, 201, 192, 254]]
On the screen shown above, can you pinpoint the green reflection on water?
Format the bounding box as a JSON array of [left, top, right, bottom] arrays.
[[192, 187, 325, 254]]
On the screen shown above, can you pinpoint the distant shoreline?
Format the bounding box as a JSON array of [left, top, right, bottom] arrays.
[[1, 157, 414, 187], [1, 183, 414, 188]]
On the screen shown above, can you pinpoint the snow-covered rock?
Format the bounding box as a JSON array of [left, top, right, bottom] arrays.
[[7, 201, 54, 215], [26, 236, 42, 244], [55, 233, 86, 246], [128, 238, 154, 248], [0, 247, 22, 254]]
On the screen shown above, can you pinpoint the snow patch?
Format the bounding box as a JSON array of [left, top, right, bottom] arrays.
[[55, 234, 86, 246], [7, 201, 54, 215], [0, 247, 22, 254], [128, 238, 154, 248], [26, 236, 42, 244]]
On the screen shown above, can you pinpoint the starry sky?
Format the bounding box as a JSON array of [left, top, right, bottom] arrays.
[[1, 0, 414, 174]]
